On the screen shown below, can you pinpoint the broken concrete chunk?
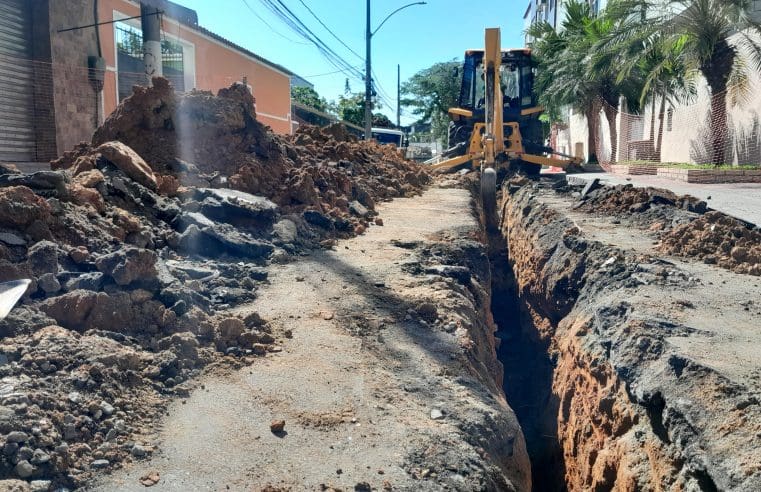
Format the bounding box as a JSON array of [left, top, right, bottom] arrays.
[[27, 240, 59, 276], [0, 171, 68, 197], [95, 247, 158, 286], [97, 141, 158, 191], [0, 233, 25, 246], [37, 273, 61, 294], [176, 223, 273, 260], [198, 188, 278, 223], [349, 200, 370, 218], [63, 272, 104, 292], [580, 178, 601, 198], [272, 219, 298, 243]]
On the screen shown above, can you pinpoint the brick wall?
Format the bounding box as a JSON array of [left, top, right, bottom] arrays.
[[657, 168, 761, 183], [48, 0, 99, 156]]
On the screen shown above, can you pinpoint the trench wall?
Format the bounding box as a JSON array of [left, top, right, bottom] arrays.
[[499, 185, 761, 491]]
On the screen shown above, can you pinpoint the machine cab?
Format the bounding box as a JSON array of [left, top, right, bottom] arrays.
[[455, 48, 537, 119]]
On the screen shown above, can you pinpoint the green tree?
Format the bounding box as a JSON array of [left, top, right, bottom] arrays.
[[608, 0, 761, 165], [335, 92, 368, 127], [372, 113, 394, 128], [611, 30, 697, 158], [529, 1, 637, 162], [291, 86, 328, 113], [400, 60, 462, 144]]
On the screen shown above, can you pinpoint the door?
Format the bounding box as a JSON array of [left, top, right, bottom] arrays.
[[0, 0, 35, 162]]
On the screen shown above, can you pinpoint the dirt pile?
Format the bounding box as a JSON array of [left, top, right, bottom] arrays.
[[572, 181, 761, 276], [55, 77, 429, 235], [660, 211, 761, 275], [577, 183, 707, 216], [0, 79, 428, 489]]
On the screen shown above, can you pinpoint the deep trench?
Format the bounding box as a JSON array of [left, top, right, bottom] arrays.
[[487, 233, 567, 492]]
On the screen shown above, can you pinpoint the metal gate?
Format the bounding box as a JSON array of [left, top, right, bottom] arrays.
[[0, 0, 35, 162]]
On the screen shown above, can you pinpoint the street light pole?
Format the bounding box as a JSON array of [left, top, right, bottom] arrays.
[[364, 0, 372, 141], [364, 1, 426, 141], [397, 64, 401, 128]]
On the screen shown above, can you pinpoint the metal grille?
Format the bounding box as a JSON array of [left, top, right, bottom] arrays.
[[0, 0, 35, 161], [115, 23, 185, 102]]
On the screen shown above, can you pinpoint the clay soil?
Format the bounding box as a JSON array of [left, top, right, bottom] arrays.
[[501, 178, 761, 491]]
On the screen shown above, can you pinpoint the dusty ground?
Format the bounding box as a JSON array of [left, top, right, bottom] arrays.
[[88, 184, 530, 491]]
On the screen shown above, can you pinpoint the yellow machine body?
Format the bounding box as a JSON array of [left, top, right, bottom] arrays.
[[434, 28, 581, 173]]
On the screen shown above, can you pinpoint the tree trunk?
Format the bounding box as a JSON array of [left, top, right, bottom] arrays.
[[603, 103, 618, 164], [656, 95, 666, 160], [709, 90, 729, 166], [702, 42, 735, 167], [585, 102, 600, 163], [649, 96, 656, 144]]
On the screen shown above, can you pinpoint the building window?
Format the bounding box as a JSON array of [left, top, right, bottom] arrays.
[[115, 22, 187, 101]]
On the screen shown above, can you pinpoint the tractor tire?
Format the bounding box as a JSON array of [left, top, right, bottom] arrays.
[[481, 167, 497, 231]]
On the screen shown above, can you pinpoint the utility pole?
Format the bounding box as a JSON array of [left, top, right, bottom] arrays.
[[364, 0, 372, 141], [396, 64, 401, 128], [140, 2, 162, 86], [363, 2, 425, 140]]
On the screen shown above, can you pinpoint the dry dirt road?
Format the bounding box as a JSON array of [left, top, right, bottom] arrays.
[[88, 184, 529, 491]]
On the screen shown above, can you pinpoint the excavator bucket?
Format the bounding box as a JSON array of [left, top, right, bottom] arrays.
[[0, 279, 30, 320], [481, 28, 502, 229]]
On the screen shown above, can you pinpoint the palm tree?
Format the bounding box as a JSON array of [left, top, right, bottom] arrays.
[[610, 29, 698, 159], [607, 0, 761, 165], [528, 1, 636, 163]]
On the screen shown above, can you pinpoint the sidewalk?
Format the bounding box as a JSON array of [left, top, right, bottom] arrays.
[[569, 172, 761, 225]]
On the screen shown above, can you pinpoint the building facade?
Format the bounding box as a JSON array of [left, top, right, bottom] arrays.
[[0, 0, 295, 163], [523, 0, 608, 44], [524, 0, 761, 165]]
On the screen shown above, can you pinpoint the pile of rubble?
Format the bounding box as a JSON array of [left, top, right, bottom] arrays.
[[659, 211, 761, 275], [574, 182, 761, 276], [576, 183, 707, 216], [0, 79, 428, 489]]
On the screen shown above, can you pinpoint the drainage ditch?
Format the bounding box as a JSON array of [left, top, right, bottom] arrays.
[[488, 233, 566, 492], [483, 183, 761, 491]]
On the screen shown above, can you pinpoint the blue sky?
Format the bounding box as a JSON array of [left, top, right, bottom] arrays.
[[179, 0, 526, 124]]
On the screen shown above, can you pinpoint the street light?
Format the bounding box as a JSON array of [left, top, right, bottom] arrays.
[[365, 1, 426, 141]]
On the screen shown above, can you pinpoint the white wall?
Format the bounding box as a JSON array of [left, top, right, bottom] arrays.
[[555, 31, 761, 165]]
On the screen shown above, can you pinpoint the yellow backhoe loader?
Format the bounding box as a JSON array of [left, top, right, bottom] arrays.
[[432, 28, 581, 226]]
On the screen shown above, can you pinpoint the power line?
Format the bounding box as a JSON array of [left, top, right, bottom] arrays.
[[371, 68, 395, 108], [301, 66, 363, 78], [273, 0, 363, 79], [296, 0, 364, 61], [240, 0, 308, 44], [256, 0, 364, 83]]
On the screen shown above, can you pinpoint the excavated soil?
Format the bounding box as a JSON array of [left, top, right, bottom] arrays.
[[89, 183, 530, 492], [3, 75, 760, 492], [659, 211, 761, 275], [0, 79, 429, 490], [498, 178, 761, 491]]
